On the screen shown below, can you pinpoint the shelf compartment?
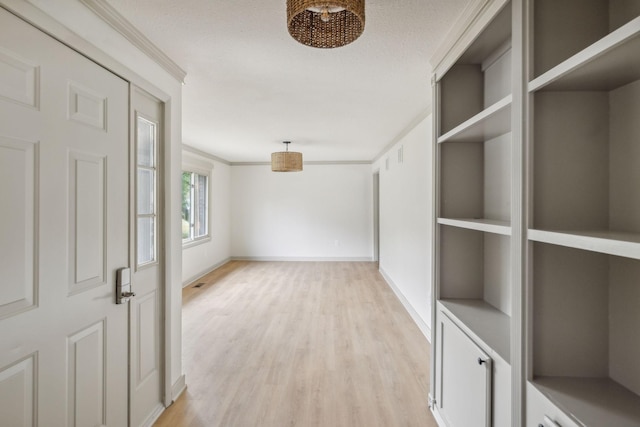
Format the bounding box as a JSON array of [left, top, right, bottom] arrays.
[[438, 95, 512, 143], [532, 243, 640, 414], [532, 0, 640, 79], [438, 217, 511, 236], [529, 229, 640, 260], [440, 131, 511, 222], [532, 81, 640, 234], [438, 299, 510, 364], [531, 377, 640, 427], [456, 2, 511, 66], [439, 226, 511, 318], [439, 4, 512, 136], [529, 16, 640, 92]]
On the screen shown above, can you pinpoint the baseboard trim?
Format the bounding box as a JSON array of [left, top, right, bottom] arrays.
[[431, 406, 447, 427], [183, 257, 373, 287], [140, 402, 165, 427], [230, 256, 373, 262], [379, 268, 431, 342], [171, 374, 187, 401], [182, 258, 231, 287]]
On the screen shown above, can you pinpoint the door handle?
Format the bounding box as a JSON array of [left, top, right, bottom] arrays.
[[540, 416, 561, 427], [116, 268, 135, 304]]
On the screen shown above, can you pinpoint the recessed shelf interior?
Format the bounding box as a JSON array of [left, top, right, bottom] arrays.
[[532, 377, 640, 427], [440, 132, 511, 223], [439, 225, 511, 317], [532, 79, 640, 234], [439, 4, 512, 135], [532, 0, 640, 78], [532, 243, 640, 403], [438, 95, 512, 143], [529, 20, 640, 92]]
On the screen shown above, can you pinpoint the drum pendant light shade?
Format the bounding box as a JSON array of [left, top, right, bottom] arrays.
[[272, 141, 303, 172], [287, 0, 365, 49]]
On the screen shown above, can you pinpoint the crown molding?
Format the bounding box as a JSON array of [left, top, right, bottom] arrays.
[[79, 0, 186, 83], [182, 144, 231, 165], [429, 0, 510, 79], [231, 160, 372, 166], [372, 106, 432, 164], [182, 145, 373, 167], [304, 160, 371, 166]]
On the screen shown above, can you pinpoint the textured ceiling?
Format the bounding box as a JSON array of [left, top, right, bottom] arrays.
[[107, 0, 470, 162]]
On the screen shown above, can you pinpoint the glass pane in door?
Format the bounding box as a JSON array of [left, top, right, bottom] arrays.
[[137, 168, 155, 215], [137, 216, 155, 265], [136, 115, 157, 266]]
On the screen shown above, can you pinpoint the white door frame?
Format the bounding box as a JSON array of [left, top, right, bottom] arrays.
[[372, 170, 380, 263], [0, 0, 177, 410]]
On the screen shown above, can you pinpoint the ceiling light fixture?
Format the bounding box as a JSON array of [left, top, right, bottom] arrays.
[[287, 0, 365, 49], [271, 141, 303, 172]]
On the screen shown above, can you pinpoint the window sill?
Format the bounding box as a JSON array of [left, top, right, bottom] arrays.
[[182, 236, 211, 250]]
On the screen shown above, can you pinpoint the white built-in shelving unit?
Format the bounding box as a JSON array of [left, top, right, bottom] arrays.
[[429, 1, 640, 426], [527, 1, 640, 427], [431, 1, 516, 427]]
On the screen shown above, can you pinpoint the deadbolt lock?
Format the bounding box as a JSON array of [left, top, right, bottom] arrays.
[[116, 268, 135, 304]]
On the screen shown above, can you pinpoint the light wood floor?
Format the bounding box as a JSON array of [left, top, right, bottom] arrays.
[[154, 261, 437, 427]]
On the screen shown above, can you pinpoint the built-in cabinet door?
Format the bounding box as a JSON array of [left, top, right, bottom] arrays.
[[437, 314, 492, 427], [0, 8, 129, 426]]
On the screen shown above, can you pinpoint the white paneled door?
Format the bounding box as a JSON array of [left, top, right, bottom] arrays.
[[0, 8, 129, 426], [130, 87, 165, 427]]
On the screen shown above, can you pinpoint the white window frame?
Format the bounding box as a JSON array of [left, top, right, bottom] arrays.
[[182, 168, 210, 248]]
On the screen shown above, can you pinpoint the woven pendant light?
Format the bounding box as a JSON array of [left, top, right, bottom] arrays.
[[287, 0, 365, 48], [272, 141, 303, 172]]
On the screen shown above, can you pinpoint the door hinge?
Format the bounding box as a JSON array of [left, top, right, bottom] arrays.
[[428, 394, 436, 409]]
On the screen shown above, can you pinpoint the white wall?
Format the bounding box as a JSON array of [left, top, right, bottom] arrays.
[[230, 164, 373, 260], [182, 148, 231, 285], [373, 114, 434, 338]]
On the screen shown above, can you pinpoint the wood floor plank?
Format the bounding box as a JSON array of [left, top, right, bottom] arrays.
[[154, 261, 437, 427]]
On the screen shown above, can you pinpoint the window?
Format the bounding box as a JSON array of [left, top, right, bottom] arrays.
[[182, 171, 209, 243], [137, 115, 157, 266]]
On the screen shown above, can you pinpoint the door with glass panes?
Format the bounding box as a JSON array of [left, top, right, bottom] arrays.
[[130, 87, 165, 427]]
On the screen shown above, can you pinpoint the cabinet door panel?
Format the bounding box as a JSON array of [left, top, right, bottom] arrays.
[[439, 314, 492, 427]]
